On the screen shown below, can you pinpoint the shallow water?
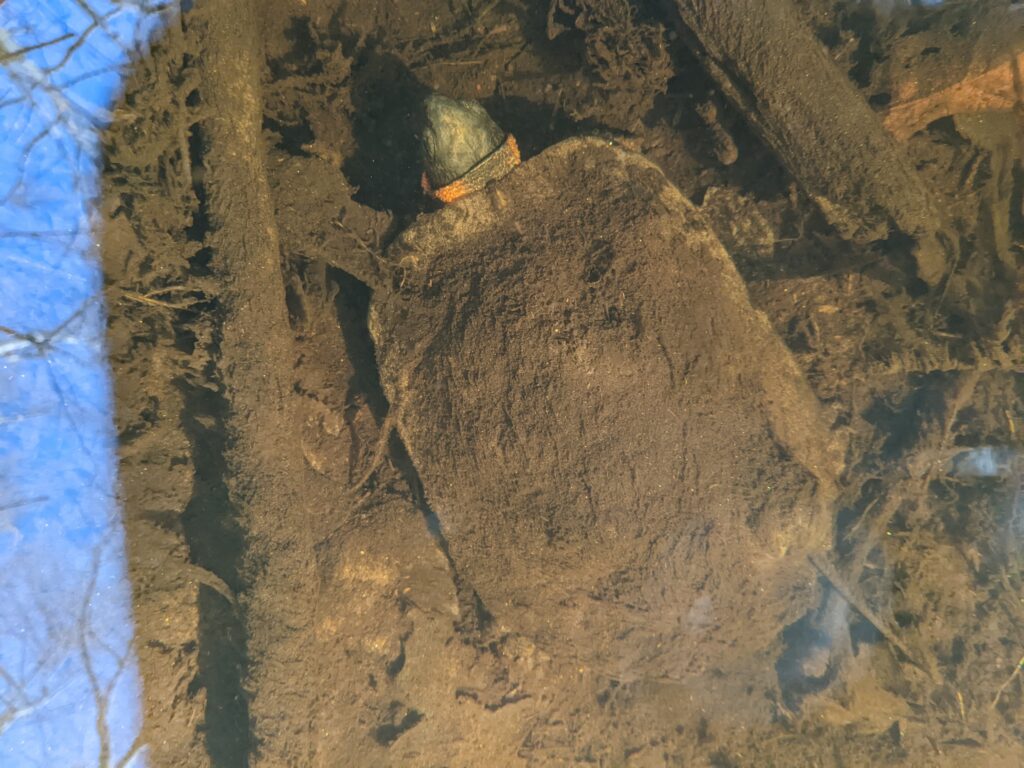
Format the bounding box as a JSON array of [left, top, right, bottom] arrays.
[[1, 1, 1022, 766]]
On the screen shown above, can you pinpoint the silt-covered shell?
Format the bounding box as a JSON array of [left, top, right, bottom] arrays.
[[370, 136, 839, 686]]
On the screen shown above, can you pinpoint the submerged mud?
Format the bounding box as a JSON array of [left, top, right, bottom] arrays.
[[101, 0, 1022, 765]]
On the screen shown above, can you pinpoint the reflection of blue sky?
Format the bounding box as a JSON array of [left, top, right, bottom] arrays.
[[0, 1, 168, 765]]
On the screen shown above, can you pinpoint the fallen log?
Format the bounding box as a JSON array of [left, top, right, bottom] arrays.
[[666, 0, 950, 286], [193, 1, 322, 762]]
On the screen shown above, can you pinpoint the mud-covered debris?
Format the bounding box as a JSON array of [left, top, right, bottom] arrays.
[[668, 0, 953, 285], [700, 186, 781, 259], [547, 0, 673, 130]]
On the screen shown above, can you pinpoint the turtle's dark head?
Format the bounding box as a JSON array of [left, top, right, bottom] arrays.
[[421, 94, 505, 189]]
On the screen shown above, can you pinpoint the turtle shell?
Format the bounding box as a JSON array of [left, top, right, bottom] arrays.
[[370, 137, 839, 681]]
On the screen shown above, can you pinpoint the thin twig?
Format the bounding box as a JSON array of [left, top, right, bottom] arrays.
[[121, 287, 201, 310], [809, 553, 937, 681], [350, 414, 397, 491], [992, 654, 1024, 709], [181, 562, 237, 606]]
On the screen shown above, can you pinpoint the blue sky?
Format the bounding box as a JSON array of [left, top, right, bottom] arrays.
[[0, 1, 169, 765]]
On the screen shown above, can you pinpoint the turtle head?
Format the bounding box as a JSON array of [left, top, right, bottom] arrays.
[[421, 94, 506, 189]]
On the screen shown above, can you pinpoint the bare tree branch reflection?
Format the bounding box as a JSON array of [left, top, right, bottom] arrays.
[[77, 541, 140, 767], [0, 33, 75, 64]]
